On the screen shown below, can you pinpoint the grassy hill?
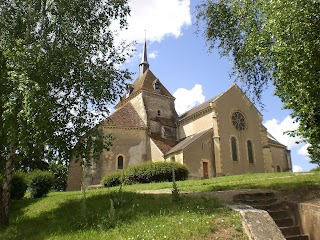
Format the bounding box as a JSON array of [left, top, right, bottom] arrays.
[[1, 172, 319, 240]]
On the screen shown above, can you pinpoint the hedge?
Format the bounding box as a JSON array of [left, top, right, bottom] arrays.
[[11, 172, 28, 200], [101, 161, 189, 187], [0, 172, 28, 200], [29, 170, 54, 198]]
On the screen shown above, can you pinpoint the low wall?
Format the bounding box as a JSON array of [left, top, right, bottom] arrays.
[[299, 200, 320, 240]]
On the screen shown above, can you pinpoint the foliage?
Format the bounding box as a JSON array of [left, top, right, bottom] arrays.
[[100, 171, 122, 188], [0, 0, 132, 225], [171, 169, 181, 202], [310, 167, 320, 172], [101, 162, 190, 187], [49, 161, 68, 191], [11, 172, 28, 200], [196, 0, 320, 164], [124, 161, 189, 185], [28, 170, 54, 198]]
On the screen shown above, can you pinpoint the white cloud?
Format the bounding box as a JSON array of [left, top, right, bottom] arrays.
[[174, 84, 205, 115], [292, 165, 304, 172], [112, 0, 191, 44], [148, 51, 158, 59], [264, 116, 301, 148], [298, 144, 310, 156]]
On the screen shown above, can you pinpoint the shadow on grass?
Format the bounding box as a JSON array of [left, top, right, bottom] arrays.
[[1, 191, 222, 240], [208, 180, 320, 192]]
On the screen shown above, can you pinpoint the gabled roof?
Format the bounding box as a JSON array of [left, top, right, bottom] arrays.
[[150, 134, 178, 154], [166, 128, 212, 155], [179, 95, 221, 121], [115, 69, 174, 109], [102, 102, 146, 128]]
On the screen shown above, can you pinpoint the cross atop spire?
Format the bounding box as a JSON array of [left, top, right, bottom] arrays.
[[139, 38, 149, 77]]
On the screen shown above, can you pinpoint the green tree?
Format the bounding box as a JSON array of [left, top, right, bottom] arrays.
[[196, 0, 320, 165], [0, 0, 132, 226]]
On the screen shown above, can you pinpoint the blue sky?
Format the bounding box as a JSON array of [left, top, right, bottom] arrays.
[[114, 0, 317, 172]]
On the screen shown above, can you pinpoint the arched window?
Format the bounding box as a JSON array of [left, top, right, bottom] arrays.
[[231, 137, 238, 161], [157, 110, 161, 116], [277, 165, 281, 172], [117, 155, 124, 170], [247, 140, 254, 163]]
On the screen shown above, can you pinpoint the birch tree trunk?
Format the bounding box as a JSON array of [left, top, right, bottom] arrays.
[[1, 144, 16, 227]]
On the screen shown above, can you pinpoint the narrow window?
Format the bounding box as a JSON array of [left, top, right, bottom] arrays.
[[170, 156, 175, 162], [153, 81, 160, 91], [231, 137, 238, 161], [277, 165, 281, 172], [117, 155, 124, 170], [247, 140, 254, 163], [157, 110, 161, 116]]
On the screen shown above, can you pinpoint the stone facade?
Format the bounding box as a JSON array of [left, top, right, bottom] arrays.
[[67, 43, 292, 190]]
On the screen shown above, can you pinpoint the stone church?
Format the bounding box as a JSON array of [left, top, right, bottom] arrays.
[[67, 42, 292, 190]]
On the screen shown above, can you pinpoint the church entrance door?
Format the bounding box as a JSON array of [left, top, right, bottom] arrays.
[[203, 162, 209, 179]]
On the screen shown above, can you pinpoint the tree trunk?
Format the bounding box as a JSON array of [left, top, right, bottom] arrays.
[[0, 144, 16, 227]]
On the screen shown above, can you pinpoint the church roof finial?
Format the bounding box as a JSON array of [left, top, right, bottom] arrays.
[[139, 34, 149, 76]]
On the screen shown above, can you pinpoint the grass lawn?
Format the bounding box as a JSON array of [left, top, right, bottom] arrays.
[[1, 172, 319, 240]]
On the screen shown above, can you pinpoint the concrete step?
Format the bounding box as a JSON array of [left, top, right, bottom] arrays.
[[280, 226, 302, 237], [275, 218, 294, 227], [286, 235, 309, 240], [269, 210, 289, 220]]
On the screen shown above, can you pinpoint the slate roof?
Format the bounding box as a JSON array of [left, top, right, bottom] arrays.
[[179, 95, 221, 121], [166, 128, 212, 155], [150, 134, 178, 154], [115, 69, 174, 109], [102, 102, 146, 128]]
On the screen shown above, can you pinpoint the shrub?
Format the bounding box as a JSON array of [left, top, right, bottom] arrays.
[[29, 170, 54, 198], [11, 172, 28, 200], [100, 171, 123, 187], [101, 161, 189, 187], [310, 167, 320, 172], [49, 162, 68, 191]]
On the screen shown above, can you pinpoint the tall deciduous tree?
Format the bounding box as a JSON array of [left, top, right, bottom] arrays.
[[0, 0, 132, 226], [196, 0, 320, 165]]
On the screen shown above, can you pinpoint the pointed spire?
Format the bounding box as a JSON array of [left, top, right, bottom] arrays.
[[139, 39, 149, 77]]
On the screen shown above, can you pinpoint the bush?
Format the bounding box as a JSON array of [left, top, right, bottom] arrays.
[[100, 171, 123, 187], [29, 170, 54, 198], [310, 167, 320, 172], [49, 162, 68, 191], [101, 161, 189, 187], [125, 162, 189, 184], [11, 172, 28, 200]]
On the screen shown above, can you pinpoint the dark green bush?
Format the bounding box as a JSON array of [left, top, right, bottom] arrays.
[[124, 161, 189, 184], [101, 161, 189, 187], [0, 173, 28, 200], [11, 172, 28, 200], [29, 170, 54, 198], [100, 171, 123, 187], [49, 162, 68, 191]]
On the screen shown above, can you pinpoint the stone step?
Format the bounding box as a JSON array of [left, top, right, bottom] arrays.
[[269, 210, 289, 220], [253, 201, 287, 211], [280, 226, 302, 237], [233, 192, 275, 201], [286, 235, 309, 240], [275, 218, 294, 227], [235, 198, 278, 206]]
